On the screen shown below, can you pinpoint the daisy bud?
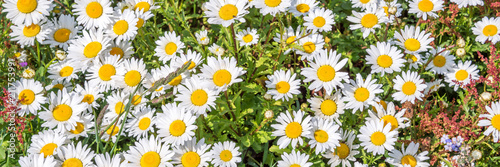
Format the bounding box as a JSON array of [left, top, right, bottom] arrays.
[[456, 38, 466, 48], [487, 76, 494, 83], [471, 150, 482, 160], [456, 48, 466, 57], [480, 92, 492, 102], [264, 93, 272, 101], [300, 103, 308, 110], [388, 7, 397, 15], [264, 110, 273, 119], [55, 50, 66, 61], [22, 67, 35, 79], [378, 162, 387, 167]]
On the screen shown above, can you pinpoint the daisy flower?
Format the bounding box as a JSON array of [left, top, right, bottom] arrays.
[[157, 103, 197, 146], [45, 14, 82, 50], [367, 102, 409, 131], [67, 28, 112, 67], [394, 25, 434, 55], [254, 0, 291, 16], [392, 71, 427, 104], [100, 121, 123, 142], [351, 0, 378, 9], [200, 56, 246, 91], [365, 41, 405, 76], [408, 0, 444, 20], [357, 120, 398, 155], [478, 101, 500, 142], [424, 79, 444, 94], [445, 60, 479, 91], [379, 0, 402, 23], [87, 54, 125, 92], [324, 129, 360, 167], [296, 33, 324, 60], [301, 49, 349, 94], [472, 17, 500, 44], [57, 142, 95, 167], [134, 9, 154, 28], [10, 20, 50, 47], [308, 118, 341, 155], [123, 136, 174, 167], [113, 57, 147, 92], [127, 0, 159, 13], [176, 75, 218, 116], [158, 65, 188, 94], [209, 141, 242, 167], [106, 9, 138, 41], [236, 27, 259, 46], [104, 91, 129, 121], [407, 53, 424, 69], [73, 0, 114, 30], [304, 8, 335, 32], [45, 79, 72, 92], [27, 130, 68, 158], [47, 59, 83, 82], [95, 153, 124, 167], [271, 110, 312, 149], [451, 0, 484, 8], [76, 81, 103, 112], [196, 30, 210, 45], [308, 92, 346, 125], [273, 26, 304, 54], [19, 153, 57, 167], [171, 50, 204, 72], [65, 113, 94, 139], [387, 142, 430, 167], [288, 0, 319, 16], [155, 31, 185, 63], [129, 87, 147, 109], [2, 0, 51, 26], [204, 0, 249, 27], [343, 74, 383, 113], [347, 5, 388, 38], [107, 40, 134, 59], [115, 1, 132, 12], [276, 150, 313, 167], [126, 106, 156, 138], [9, 79, 46, 116], [172, 137, 212, 167], [265, 69, 301, 101], [39, 89, 86, 133], [209, 43, 225, 56], [425, 47, 456, 74]]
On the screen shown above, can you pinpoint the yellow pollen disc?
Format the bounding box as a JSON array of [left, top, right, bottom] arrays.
[[320, 99, 337, 116], [191, 89, 208, 106], [23, 24, 40, 37], [110, 47, 124, 57], [62, 158, 83, 167], [381, 115, 399, 131], [243, 34, 253, 43], [370, 131, 386, 146], [219, 150, 233, 162], [264, 0, 282, 7], [360, 0, 370, 4], [433, 55, 446, 67], [132, 95, 142, 105], [168, 75, 183, 86], [134, 2, 151, 12], [138, 117, 151, 130], [86, 2, 103, 19], [372, 100, 388, 113], [53, 104, 73, 121], [59, 66, 74, 77], [455, 69, 468, 81], [401, 155, 417, 167], [418, 0, 434, 12], [275, 81, 290, 94], [218, 4, 238, 21], [169, 120, 186, 137], [290, 164, 301, 167], [124, 70, 141, 87], [181, 151, 201, 167], [317, 65, 336, 82], [113, 20, 129, 35], [54, 28, 71, 43], [115, 102, 125, 115], [18, 89, 35, 105], [377, 55, 393, 68], [69, 122, 85, 134], [354, 87, 370, 102], [53, 84, 64, 91], [361, 14, 378, 28], [81, 94, 94, 104], [334, 143, 350, 159], [285, 122, 302, 138], [164, 42, 178, 55], [296, 4, 310, 13], [106, 125, 119, 136], [83, 41, 102, 58], [483, 25, 498, 37], [213, 69, 232, 87], [491, 115, 500, 131], [40, 143, 57, 158], [402, 81, 417, 95], [313, 17, 326, 28], [409, 54, 418, 63], [303, 42, 316, 54], [140, 151, 161, 167], [136, 18, 144, 28], [286, 36, 296, 44], [98, 64, 116, 81], [17, 0, 37, 13], [314, 130, 329, 143], [383, 6, 389, 16], [185, 61, 196, 70], [404, 38, 421, 52]]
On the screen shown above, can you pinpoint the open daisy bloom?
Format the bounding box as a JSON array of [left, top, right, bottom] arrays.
[[45, 14, 82, 50], [176, 75, 218, 116], [47, 59, 82, 82], [157, 103, 197, 146], [123, 136, 174, 167], [288, 0, 319, 16], [236, 27, 259, 46], [10, 19, 49, 47], [450, 0, 484, 8], [2, 0, 51, 26], [343, 74, 383, 113], [200, 56, 246, 91], [254, 0, 291, 16], [394, 25, 434, 55], [392, 71, 427, 104], [113, 58, 147, 92], [107, 9, 138, 41], [445, 60, 479, 91], [19, 153, 57, 167], [107, 40, 134, 59], [478, 101, 500, 143], [172, 49, 204, 73], [368, 102, 410, 131], [408, 0, 444, 20], [358, 120, 398, 155], [304, 8, 335, 32], [308, 91, 346, 125], [57, 142, 95, 167], [347, 4, 388, 38], [308, 118, 341, 155], [126, 106, 156, 138], [172, 137, 212, 167], [425, 47, 455, 75], [27, 130, 68, 158], [39, 89, 87, 133], [73, 0, 114, 30], [87, 54, 125, 92], [302, 49, 349, 94], [205, 0, 249, 27], [387, 142, 430, 167], [365, 42, 405, 76], [10, 79, 46, 116], [351, 0, 378, 9], [265, 69, 301, 101], [95, 153, 124, 167], [154, 31, 185, 62], [127, 0, 159, 13], [296, 33, 325, 60], [67, 28, 111, 67], [271, 110, 312, 149], [324, 129, 360, 167], [209, 141, 242, 167], [472, 17, 500, 44], [277, 150, 313, 167], [65, 114, 94, 139]]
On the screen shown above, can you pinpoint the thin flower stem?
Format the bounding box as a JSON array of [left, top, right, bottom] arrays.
[[230, 23, 239, 61]]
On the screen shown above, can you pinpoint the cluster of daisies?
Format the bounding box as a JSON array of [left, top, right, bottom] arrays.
[[4, 0, 500, 166]]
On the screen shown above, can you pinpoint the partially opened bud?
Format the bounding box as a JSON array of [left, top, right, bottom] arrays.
[[456, 38, 466, 48], [388, 7, 397, 15], [456, 48, 466, 57], [480, 92, 492, 102]]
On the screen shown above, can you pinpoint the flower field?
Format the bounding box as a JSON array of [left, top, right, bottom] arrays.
[[1, 0, 500, 166]]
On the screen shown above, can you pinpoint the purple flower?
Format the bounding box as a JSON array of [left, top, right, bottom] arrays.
[[19, 62, 27, 67], [441, 134, 450, 143]]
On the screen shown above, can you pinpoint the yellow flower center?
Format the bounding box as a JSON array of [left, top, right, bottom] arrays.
[[53, 104, 73, 121], [317, 65, 336, 82], [140, 151, 161, 167], [23, 24, 40, 37], [98, 64, 116, 81], [313, 17, 326, 27], [320, 99, 337, 116], [401, 155, 417, 167], [264, 0, 281, 7], [303, 42, 316, 54], [455, 69, 468, 81], [181, 151, 201, 167], [17, 0, 37, 13], [81, 94, 94, 104], [40, 143, 57, 158], [290, 164, 301, 167], [370, 131, 386, 146], [86, 2, 103, 19], [54, 28, 71, 43], [106, 125, 119, 136], [361, 14, 378, 28], [62, 158, 83, 167], [164, 42, 178, 55], [132, 95, 142, 106], [113, 20, 129, 35], [285, 122, 302, 138], [381, 115, 399, 131], [314, 130, 329, 143], [334, 143, 350, 159], [491, 114, 500, 131], [360, 0, 370, 4], [296, 4, 310, 13], [18, 89, 35, 105], [168, 75, 183, 86], [219, 4, 238, 21], [383, 6, 389, 16], [372, 100, 388, 113], [276, 81, 290, 94], [409, 54, 418, 63], [219, 150, 233, 162], [243, 34, 253, 43], [354, 87, 370, 102], [138, 117, 151, 130], [185, 61, 196, 70], [213, 69, 232, 87], [169, 120, 186, 137], [377, 55, 393, 68], [404, 38, 421, 52], [115, 102, 125, 115], [286, 36, 296, 44], [53, 84, 64, 91], [402, 81, 417, 95], [134, 2, 151, 12], [124, 70, 141, 87], [418, 0, 434, 12], [136, 18, 145, 28], [69, 122, 85, 134], [110, 47, 124, 58], [433, 55, 446, 67], [59, 66, 73, 77], [191, 89, 208, 106], [483, 25, 498, 37], [83, 41, 102, 58]]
